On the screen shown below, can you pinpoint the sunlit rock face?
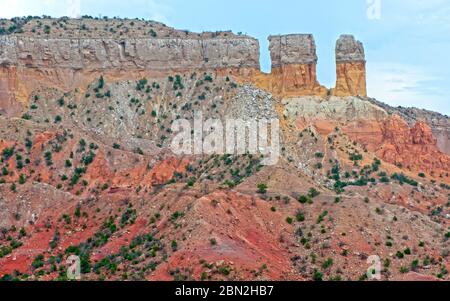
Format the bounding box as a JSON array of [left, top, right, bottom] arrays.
[[266, 34, 327, 97], [332, 34, 367, 97]]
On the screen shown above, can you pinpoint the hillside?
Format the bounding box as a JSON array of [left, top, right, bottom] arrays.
[[0, 17, 449, 281]]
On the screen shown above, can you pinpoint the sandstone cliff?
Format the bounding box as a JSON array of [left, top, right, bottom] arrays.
[[0, 36, 260, 71], [266, 34, 327, 96], [246, 34, 328, 98], [1, 18, 378, 115], [332, 35, 367, 97], [0, 18, 260, 116], [0, 35, 259, 115]]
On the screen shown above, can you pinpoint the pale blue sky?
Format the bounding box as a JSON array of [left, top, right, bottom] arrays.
[[1, 0, 449, 115]]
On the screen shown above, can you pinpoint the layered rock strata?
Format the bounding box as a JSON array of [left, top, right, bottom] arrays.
[[265, 34, 327, 96], [0, 36, 260, 71], [0, 31, 260, 115], [332, 35, 367, 97]]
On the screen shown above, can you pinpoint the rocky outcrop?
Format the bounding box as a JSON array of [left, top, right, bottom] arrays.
[[282, 96, 387, 122], [0, 66, 24, 116], [345, 115, 450, 175], [368, 98, 450, 156], [0, 18, 375, 109], [332, 35, 367, 97], [282, 95, 449, 176], [249, 34, 368, 98], [263, 34, 327, 97], [269, 34, 318, 67], [0, 36, 260, 71], [0, 20, 260, 115]]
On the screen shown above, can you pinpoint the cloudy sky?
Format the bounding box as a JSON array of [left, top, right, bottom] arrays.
[[1, 0, 449, 115]]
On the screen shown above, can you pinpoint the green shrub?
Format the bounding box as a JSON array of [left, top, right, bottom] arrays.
[[308, 188, 320, 198], [391, 173, 418, 187], [296, 211, 305, 222], [171, 240, 178, 252], [22, 113, 32, 120], [97, 76, 105, 90], [18, 174, 26, 185], [32, 254, 45, 269], [315, 152, 324, 158], [322, 258, 333, 269], [136, 78, 148, 91], [65, 160, 72, 168], [298, 195, 312, 204], [257, 183, 268, 194], [173, 75, 184, 90], [313, 269, 323, 281]]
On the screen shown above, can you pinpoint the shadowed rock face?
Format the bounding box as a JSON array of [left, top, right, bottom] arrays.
[[333, 35, 367, 97]]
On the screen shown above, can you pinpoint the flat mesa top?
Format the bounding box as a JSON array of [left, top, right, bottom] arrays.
[[335, 34, 365, 62]]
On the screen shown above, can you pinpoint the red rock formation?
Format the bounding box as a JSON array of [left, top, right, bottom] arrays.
[[333, 62, 367, 97], [149, 191, 296, 281], [147, 157, 190, 186], [332, 35, 367, 97], [344, 115, 450, 175], [0, 66, 25, 117], [254, 34, 327, 97], [267, 63, 327, 96]]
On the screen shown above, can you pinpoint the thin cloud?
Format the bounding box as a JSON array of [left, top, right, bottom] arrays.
[[0, 0, 60, 18], [0, 0, 25, 18], [367, 62, 449, 114]]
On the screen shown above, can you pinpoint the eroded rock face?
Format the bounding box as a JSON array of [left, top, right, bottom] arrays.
[[0, 30, 260, 114], [1, 18, 450, 282], [345, 115, 450, 175], [0, 66, 24, 117], [332, 35, 367, 97], [0, 36, 260, 71], [335, 35, 365, 62], [282, 96, 449, 176], [265, 34, 327, 96], [368, 98, 450, 156], [0, 20, 371, 109], [269, 34, 318, 67]]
